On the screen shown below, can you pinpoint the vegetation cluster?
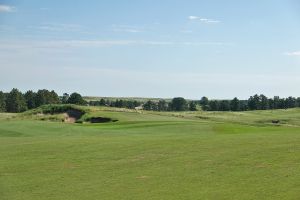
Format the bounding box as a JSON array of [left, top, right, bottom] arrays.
[[1, 88, 300, 113]]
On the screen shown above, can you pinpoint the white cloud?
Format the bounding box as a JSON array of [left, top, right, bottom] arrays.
[[0, 5, 15, 12], [189, 16, 200, 20], [284, 51, 300, 56], [188, 16, 221, 24]]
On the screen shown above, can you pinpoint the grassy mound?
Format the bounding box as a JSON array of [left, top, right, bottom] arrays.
[[19, 104, 86, 123], [21, 104, 120, 124]]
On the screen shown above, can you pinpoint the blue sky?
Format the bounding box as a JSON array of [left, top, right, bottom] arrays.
[[1, 0, 300, 99]]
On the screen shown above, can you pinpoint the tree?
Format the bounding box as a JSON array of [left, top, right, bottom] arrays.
[[273, 96, 280, 109], [143, 100, 157, 111], [208, 100, 219, 111], [219, 100, 230, 111], [24, 90, 36, 109], [259, 94, 269, 110], [126, 100, 135, 109], [286, 96, 296, 108], [115, 99, 123, 108], [35, 89, 60, 107], [99, 98, 106, 106], [239, 100, 248, 111], [133, 101, 140, 108], [5, 88, 27, 113], [0, 91, 6, 112], [61, 93, 69, 104], [158, 99, 168, 111], [248, 95, 260, 110], [278, 98, 286, 109], [200, 96, 209, 110], [189, 101, 197, 111], [67, 92, 86, 105], [170, 97, 188, 111], [49, 90, 60, 104], [230, 97, 240, 111], [268, 98, 274, 109], [297, 98, 300, 107]]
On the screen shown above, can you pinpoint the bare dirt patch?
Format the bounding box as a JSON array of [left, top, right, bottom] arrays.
[[63, 113, 76, 123], [136, 176, 149, 179]]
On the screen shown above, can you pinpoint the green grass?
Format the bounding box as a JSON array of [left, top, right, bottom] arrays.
[[1, 108, 300, 200]]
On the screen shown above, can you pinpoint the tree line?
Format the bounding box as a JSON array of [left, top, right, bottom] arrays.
[[140, 95, 300, 112], [143, 97, 197, 111], [200, 95, 300, 111], [0, 88, 143, 113], [0, 88, 86, 113], [89, 99, 141, 109], [1, 88, 300, 113]]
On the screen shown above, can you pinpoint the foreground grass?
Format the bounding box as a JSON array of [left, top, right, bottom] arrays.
[[0, 109, 300, 200]]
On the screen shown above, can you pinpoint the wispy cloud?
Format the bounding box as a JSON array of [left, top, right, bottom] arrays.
[[188, 16, 221, 24], [112, 25, 144, 33], [284, 51, 300, 56], [0, 40, 233, 51], [0, 5, 15, 12], [34, 23, 83, 32]]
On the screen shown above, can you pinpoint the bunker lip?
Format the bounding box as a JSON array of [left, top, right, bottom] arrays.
[[61, 110, 118, 124]]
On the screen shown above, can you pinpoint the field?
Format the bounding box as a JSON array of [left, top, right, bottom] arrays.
[[1, 106, 300, 200]]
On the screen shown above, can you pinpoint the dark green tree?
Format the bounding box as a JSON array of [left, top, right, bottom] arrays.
[[126, 101, 135, 109], [189, 101, 197, 111], [208, 100, 219, 111], [297, 98, 300, 107], [248, 95, 260, 110], [6, 88, 27, 113], [278, 98, 286, 109], [230, 97, 240, 111], [61, 93, 69, 104], [0, 91, 6, 112], [35, 89, 60, 107], [143, 100, 157, 111], [50, 90, 60, 104], [239, 100, 248, 111], [99, 98, 106, 106], [286, 96, 296, 108], [273, 96, 280, 109], [158, 99, 168, 111], [24, 90, 37, 109], [170, 97, 188, 111], [133, 100, 140, 108], [115, 99, 122, 107], [67, 92, 86, 105], [200, 96, 209, 110], [259, 94, 269, 110], [219, 100, 230, 111]]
